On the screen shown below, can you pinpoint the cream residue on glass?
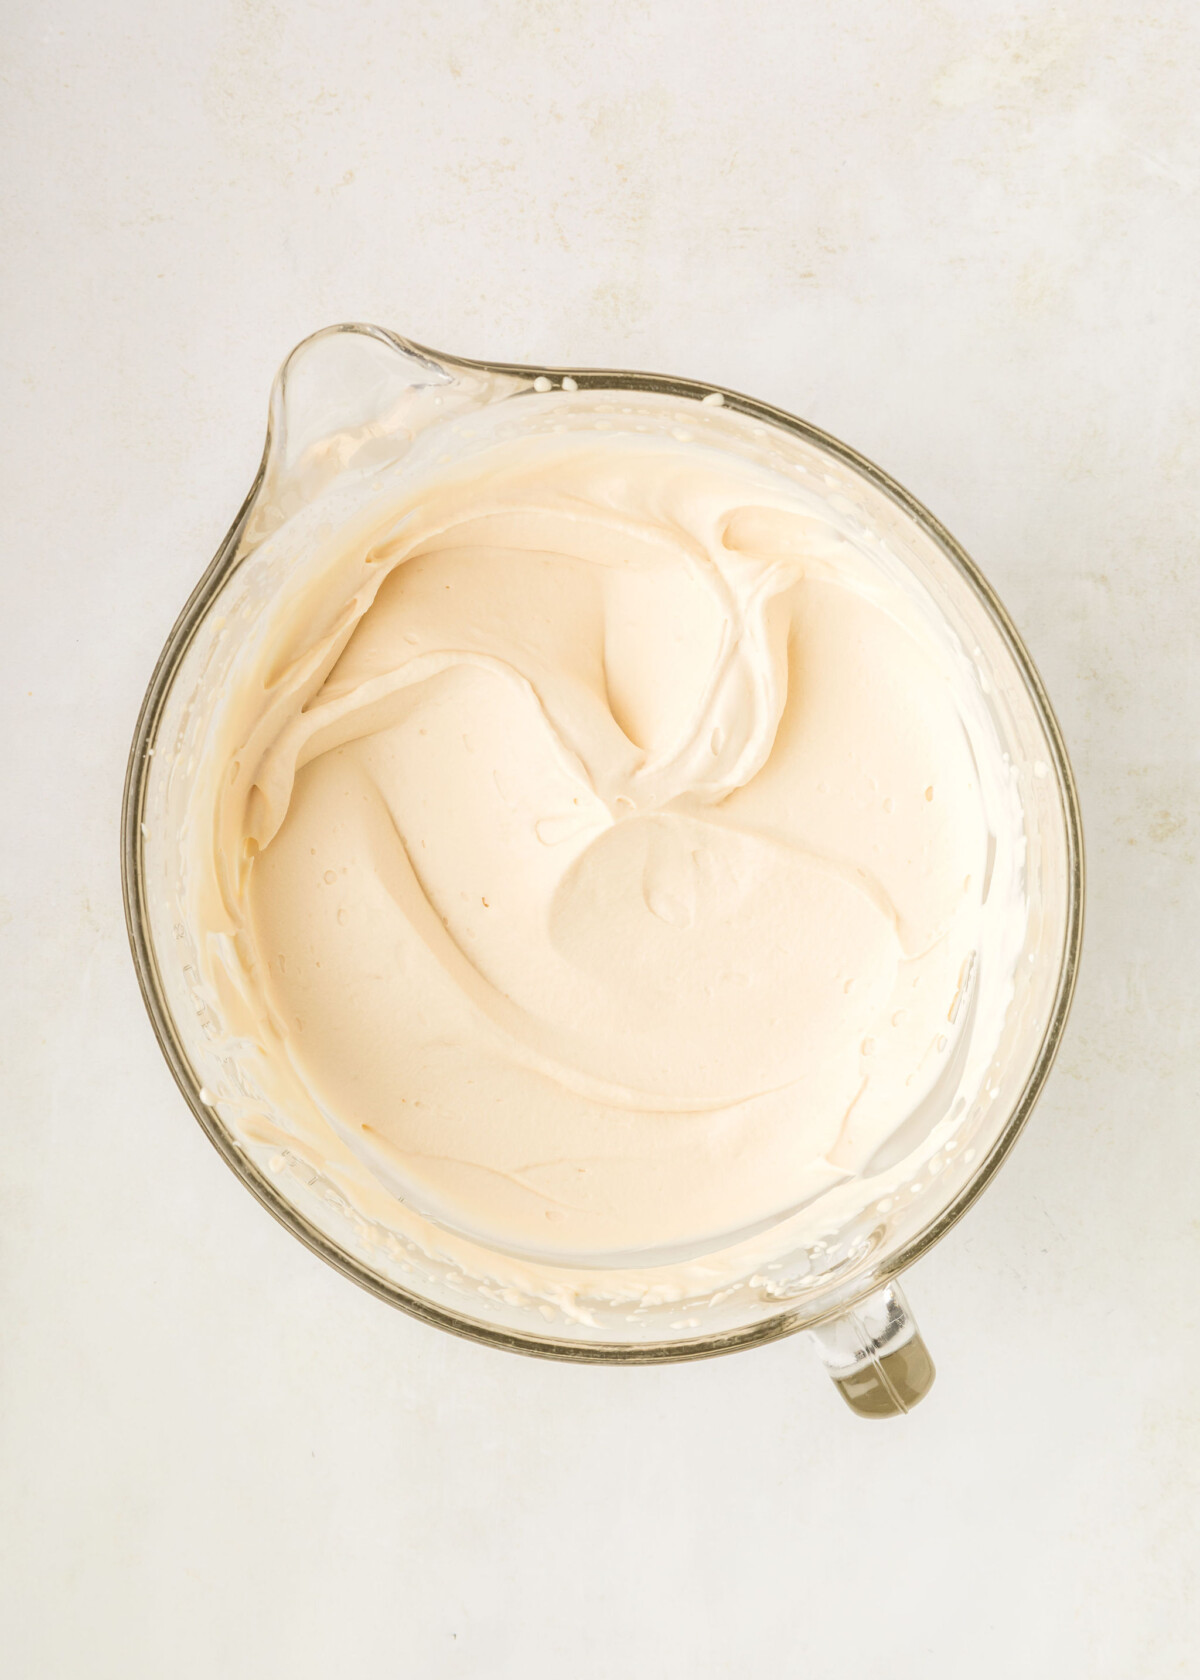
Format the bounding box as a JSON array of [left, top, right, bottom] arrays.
[[189, 417, 1023, 1297]]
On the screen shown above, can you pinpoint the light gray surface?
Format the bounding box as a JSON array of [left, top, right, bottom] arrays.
[[2, 3, 1197, 1674]]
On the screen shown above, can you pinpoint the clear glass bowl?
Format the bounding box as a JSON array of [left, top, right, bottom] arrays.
[[121, 325, 1084, 1415]]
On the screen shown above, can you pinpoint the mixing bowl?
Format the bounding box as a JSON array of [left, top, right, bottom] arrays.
[[122, 325, 1083, 1416]]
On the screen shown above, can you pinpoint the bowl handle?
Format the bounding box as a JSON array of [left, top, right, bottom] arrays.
[[808, 1281, 936, 1418]]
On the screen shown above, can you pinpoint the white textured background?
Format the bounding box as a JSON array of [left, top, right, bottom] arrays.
[[3, 3, 1198, 1675]]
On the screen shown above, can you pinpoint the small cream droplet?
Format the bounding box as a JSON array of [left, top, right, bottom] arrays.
[[533, 375, 552, 392], [561, 375, 578, 392], [924, 785, 934, 802]]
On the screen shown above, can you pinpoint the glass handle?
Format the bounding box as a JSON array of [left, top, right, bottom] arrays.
[[808, 1281, 936, 1418]]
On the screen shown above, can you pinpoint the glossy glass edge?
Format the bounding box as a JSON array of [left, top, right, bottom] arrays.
[[120, 323, 1085, 1365]]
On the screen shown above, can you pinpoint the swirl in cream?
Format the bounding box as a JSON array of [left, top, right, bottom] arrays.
[[204, 427, 998, 1268]]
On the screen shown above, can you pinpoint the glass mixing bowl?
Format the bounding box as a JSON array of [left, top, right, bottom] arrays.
[[122, 325, 1083, 1417]]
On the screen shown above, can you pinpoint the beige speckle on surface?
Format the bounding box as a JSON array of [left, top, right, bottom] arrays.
[[2, 1, 1198, 1676]]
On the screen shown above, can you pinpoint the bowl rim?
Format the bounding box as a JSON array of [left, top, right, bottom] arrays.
[[120, 323, 1085, 1364]]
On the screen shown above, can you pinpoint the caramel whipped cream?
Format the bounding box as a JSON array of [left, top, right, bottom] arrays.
[[188, 411, 1021, 1293]]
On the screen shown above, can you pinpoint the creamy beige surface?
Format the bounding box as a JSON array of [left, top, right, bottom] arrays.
[[202, 428, 996, 1268]]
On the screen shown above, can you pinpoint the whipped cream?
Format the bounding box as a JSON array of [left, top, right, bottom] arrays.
[[188, 408, 1022, 1300]]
